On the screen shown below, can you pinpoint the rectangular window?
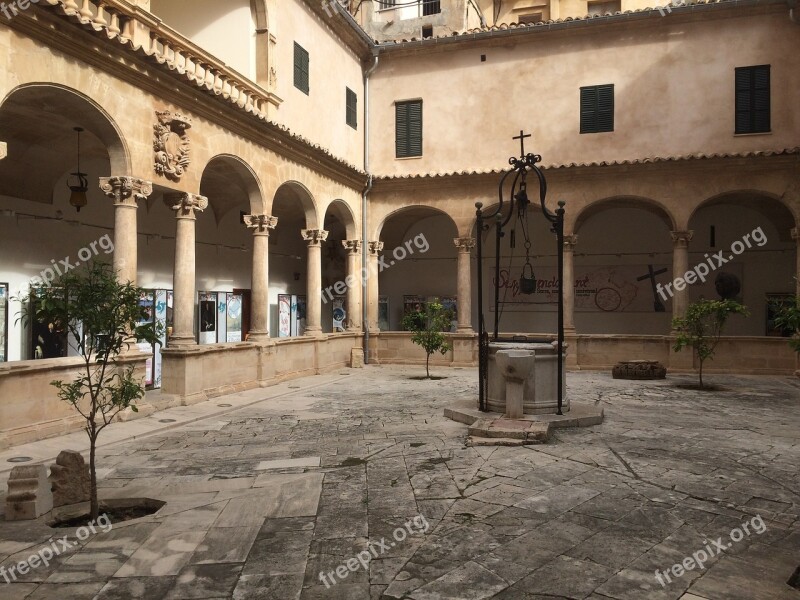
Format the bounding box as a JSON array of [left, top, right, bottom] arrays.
[[580, 84, 614, 134], [346, 87, 358, 129], [423, 0, 441, 16], [395, 100, 423, 158], [587, 0, 620, 16], [293, 42, 309, 95], [735, 65, 770, 134]]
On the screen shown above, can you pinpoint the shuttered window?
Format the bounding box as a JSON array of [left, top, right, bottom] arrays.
[[293, 42, 309, 95], [395, 100, 422, 158], [580, 84, 614, 134], [346, 87, 357, 129], [735, 65, 770, 134]]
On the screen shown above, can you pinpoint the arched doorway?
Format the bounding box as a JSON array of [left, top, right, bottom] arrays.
[[688, 191, 797, 336], [0, 84, 128, 362], [377, 206, 458, 331], [573, 197, 676, 335]]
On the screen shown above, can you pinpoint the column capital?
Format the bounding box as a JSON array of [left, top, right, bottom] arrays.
[[563, 234, 578, 251], [368, 241, 384, 255], [302, 229, 329, 246], [167, 193, 208, 218], [454, 237, 476, 252], [670, 230, 693, 246], [99, 176, 153, 206], [0, 141, 6, 160], [792, 227, 799, 241], [342, 239, 362, 254], [244, 214, 278, 233]]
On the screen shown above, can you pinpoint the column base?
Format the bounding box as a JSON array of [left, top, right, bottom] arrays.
[[304, 327, 324, 338], [168, 334, 197, 347], [457, 326, 475, 334], [247, 331, 270, 343]]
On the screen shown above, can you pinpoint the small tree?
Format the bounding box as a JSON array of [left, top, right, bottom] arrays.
[[672, 299, 749, 388], [401, 299, 453, 379], [772, 296, 800, 354], [18, 262, 160, 520]]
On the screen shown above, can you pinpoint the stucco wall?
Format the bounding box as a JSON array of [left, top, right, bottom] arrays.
[[368, 7, 799, 177]]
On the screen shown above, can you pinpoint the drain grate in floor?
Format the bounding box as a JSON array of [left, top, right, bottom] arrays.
[[788, 567, 800, 590]]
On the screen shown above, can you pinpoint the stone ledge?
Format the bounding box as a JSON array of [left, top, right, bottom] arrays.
[[445, 401, 604, 435]]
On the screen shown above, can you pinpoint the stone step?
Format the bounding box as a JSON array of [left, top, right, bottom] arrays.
[[466, 436, 545, 447]]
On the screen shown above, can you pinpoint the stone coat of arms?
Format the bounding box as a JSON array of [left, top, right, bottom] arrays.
[[154, 110, 191, 181]]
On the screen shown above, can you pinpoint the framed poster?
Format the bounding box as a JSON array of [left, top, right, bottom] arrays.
[[278, 294, 292, 337], [766, 293, 794, 337], [226, 293, 243, 342], [137, 291, 155, 386], [198, 292, 218, 344], [378, 296, 389, 331], [0, 283, 7, 363], [332, 296, 346, 332], [441, 296, 458, 332]]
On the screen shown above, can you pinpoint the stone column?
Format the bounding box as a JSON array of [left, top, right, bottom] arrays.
[[244, 214, 278, 342], [563, 235, 578, 333], [670, 230, 694, 324], [302, 229, 329, 336], [453, 237, 476, 332], [342, 240, 363, 331], [367, 241, 384, 332], [99, 177, 152, 284], [168, 193, 208, 347], [793, 228, 800, 298]]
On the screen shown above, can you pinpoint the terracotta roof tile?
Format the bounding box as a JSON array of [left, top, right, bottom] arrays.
[[374, 147, 800, 180]]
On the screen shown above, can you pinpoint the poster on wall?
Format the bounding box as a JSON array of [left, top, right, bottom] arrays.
[[278, 294, 292, 337], [153, 289, 170, 389], [295, 296, 307, 336], [441, 296, 458, 332], [491, 263, 743, 313], [136, 291, 155, 386], [766, 293, 794, 337], [332, 296, 346, 332], [0, 283, 7, 363], [198, 292, 217, 344], [378, 296, 390, 331], [227, 293, 243, 342]]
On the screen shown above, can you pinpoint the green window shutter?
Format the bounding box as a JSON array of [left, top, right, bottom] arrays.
[[294, 43, 309, 95], [346, 87, 357, 129], [580, 84, 613, 134], [736, 65, 770, 134], [395, 100, 422, 158]]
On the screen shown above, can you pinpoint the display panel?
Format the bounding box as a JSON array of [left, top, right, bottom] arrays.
[[0, 283, 7, 363]]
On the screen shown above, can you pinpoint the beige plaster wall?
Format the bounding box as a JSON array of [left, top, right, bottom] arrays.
[[368, 7, 800, 177], [150, 0, 256, 80], [269, 0, 366, 169]]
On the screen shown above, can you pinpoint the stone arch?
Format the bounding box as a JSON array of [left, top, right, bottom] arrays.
[[324, 199, 358, 240], [271, 181, 320, 230], [574, 196, 677, 234], [0, 82, 131, 180], [688, 189, 797, 237], [199, 154, 266, 223], [374, 205, 459, 242]]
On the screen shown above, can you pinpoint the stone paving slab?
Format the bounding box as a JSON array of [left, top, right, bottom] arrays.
[[0, 366, 797, 599]]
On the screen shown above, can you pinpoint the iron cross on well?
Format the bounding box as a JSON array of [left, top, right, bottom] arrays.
[[513, 130, 532, 158]]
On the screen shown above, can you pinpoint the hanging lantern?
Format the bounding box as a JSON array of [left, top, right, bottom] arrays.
[[67, 127, 89, 213]]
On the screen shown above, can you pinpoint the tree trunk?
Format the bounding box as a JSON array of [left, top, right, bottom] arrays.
[[89, 428, 99, 521], [426, 353, 431, 379], [698, 360, 704, 389]]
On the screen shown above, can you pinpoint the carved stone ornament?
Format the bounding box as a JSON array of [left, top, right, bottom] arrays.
[[154, 110, 192, 181]]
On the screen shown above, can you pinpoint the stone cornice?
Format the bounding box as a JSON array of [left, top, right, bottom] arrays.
[[7, 4, 366, 190]]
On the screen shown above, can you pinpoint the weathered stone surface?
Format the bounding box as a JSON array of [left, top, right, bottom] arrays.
[[49, 450, 90, 508], [613, 360, 668, 379], [5, 465, 53, 520]]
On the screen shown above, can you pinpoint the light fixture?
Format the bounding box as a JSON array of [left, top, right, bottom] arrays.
[[67, 126, 88, 213]]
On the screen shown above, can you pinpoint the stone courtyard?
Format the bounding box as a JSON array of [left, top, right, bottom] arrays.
[[0, 366, 798, 600]]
